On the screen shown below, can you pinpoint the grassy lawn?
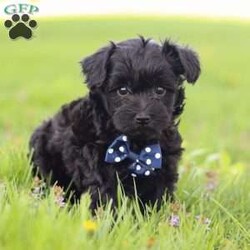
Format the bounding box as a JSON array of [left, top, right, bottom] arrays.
[[0, 16, 249, 249]]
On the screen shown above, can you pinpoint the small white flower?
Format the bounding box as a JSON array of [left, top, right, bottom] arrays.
[[169, 214, 180, 227], [145, 147, 151, 153], [144, 170, 150, 176], [146, 159, 152, 165]]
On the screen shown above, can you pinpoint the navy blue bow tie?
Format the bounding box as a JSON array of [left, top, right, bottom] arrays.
[[104, 135, 162, 177]]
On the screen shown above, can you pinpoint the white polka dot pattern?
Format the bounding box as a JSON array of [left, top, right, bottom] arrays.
[[108, 148, 114, 154], [104, 135, 162, 177], [136, 165, 141, 171], [119, 146, 125, 152], [155, 153, 161, 159], [114, 157, 121, 162], [122, 136, 127, 141]]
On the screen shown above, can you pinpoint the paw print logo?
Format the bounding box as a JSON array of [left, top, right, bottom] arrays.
[[4, 14, 37, 40]]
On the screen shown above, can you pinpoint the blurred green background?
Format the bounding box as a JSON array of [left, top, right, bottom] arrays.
[[0, 16, 249, 162]]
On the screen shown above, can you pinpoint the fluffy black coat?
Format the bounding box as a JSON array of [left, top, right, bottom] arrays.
[[29, 37, 200, 212]]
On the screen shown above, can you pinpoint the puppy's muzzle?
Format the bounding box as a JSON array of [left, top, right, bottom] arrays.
[[135, 113, 151, 126]]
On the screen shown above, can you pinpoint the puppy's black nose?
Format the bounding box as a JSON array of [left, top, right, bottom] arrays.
[[135, 114, 150, 125]]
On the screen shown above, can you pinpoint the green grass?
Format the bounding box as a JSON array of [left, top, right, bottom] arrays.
[[0, 149, 249, 249], [0, 16, 249, 249]]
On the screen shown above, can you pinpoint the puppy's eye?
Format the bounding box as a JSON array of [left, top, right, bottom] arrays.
[[154, 86, 166, 96], [117, 87, 129, 96]]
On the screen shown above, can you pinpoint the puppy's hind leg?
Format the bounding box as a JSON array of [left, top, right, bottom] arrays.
[[29, 120, 53, 178]]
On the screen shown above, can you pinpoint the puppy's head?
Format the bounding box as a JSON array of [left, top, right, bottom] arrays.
[[81, 37, 200, 140]]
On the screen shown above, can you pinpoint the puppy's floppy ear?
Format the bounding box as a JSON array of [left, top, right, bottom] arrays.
[[80, 42, 116, 89], [162, 40, 200, 84]]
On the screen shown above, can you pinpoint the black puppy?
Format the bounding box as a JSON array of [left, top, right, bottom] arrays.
[[29, 37, 200, 212]]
